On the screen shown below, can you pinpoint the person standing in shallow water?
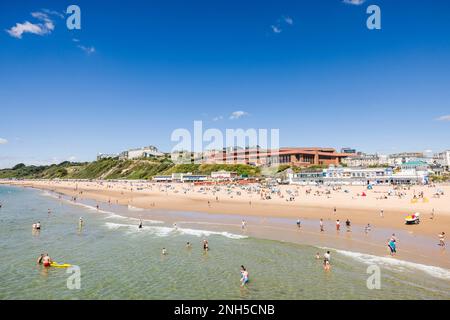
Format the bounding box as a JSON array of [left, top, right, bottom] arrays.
[[319, 219, 324, 232], [438, 232, 445, 247], [323, 251, 331, 271], [240, 265, 249, 287]]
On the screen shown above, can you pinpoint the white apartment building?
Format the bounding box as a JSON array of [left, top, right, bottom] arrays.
[[342, 154, 388, 167], [433, 150, 450, 168], [126, 146, 164, 160]]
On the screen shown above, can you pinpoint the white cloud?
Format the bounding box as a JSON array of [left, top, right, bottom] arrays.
[[229, 111, 249, 120], [436, 115, 450, 122], [68, 156, 77, 161], [342, 0, 366, 5], [6, 11, 55, 39], [212, 116, 223, 122], [284, 16, 293, 25], [72, 38, 80, 42], [41, 9, 65, 19], [6, 21, 48, 39], [271, 25, 282, 34], [77, 45, 96, 55], [0, 138, 8, 145]]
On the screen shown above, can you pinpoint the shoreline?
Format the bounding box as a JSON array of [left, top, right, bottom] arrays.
[[1, 180, 449, 270]]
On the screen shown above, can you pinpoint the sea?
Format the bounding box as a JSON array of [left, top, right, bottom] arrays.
[[0, 185, 449, 300]]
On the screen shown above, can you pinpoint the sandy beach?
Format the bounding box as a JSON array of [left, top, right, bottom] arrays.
[[2, 179, 449, 269]]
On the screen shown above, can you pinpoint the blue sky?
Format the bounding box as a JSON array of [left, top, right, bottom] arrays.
[[0, 0, 449, 168]]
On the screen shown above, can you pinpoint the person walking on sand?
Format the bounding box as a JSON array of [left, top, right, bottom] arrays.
[[438, 232, 445, 247], [296, 218, 301, 229], [365, 223, 371, 234], [380, 209, 384, 218], [320, 219, 324, 232], [388, 238, 397, 256], [336, 219, 340, 231]]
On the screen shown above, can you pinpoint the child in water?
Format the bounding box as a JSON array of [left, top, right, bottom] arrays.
[[240, 265, 249, 287]]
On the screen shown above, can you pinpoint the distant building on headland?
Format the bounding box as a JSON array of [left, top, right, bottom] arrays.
[[97, 153, 119, 160], [97, 146, 164, 161], [121, 146, 164, 160]]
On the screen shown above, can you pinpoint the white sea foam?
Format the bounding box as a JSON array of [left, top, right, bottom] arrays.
[[40, 191, 60, 199], [176, 227, 248, 239], [127, 205, 144, 211], [104, 222, 247, 240], [106, 213, 163, 224], [335, 249, 450, 280], [105, 222, 173, 236]]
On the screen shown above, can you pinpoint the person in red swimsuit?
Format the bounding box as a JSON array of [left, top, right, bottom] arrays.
[[37, 253, 53, 267]]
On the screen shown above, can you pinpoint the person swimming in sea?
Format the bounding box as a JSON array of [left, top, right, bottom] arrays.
[[186, 242, 192, 249], [162, 248, 167, 255], [138, 219, 143, 229], [38, 253, 53, 267], [203, 239, 209, 251]]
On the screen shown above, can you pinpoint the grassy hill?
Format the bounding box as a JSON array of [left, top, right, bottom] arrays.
[[0, 158, 262, 180]]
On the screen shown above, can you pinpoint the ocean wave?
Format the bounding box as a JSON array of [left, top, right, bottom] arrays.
[[104, 222, 247, 240], [335, 249, 450, 280], [106, 213, 163, 224], [40, 191, 60, 199]]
